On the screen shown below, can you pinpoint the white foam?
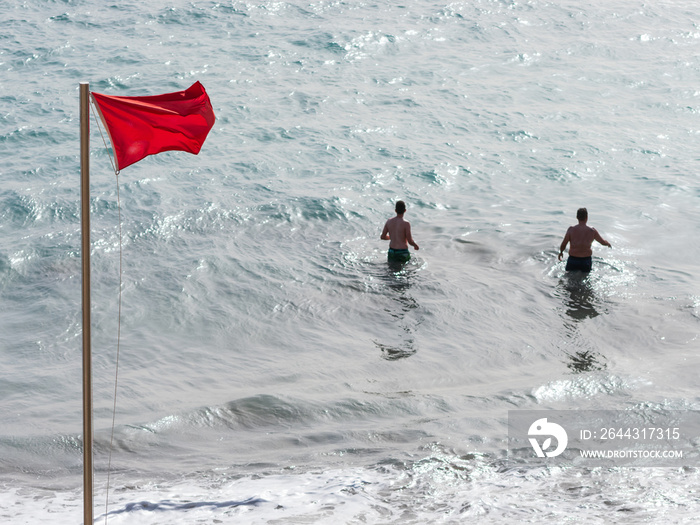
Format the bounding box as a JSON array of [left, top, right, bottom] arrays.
[[4, 454, 700, 524]]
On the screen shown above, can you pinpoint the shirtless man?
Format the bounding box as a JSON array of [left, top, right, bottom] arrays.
[[558, 207, 611, 272], [381, 200, 419, 263]]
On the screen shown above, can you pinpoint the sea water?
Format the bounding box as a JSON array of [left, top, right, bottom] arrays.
[[1, 0, 700, 523]]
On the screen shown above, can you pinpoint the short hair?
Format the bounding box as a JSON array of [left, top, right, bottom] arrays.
[[395, 200, 406, 214], [576, 207, 588, 221]]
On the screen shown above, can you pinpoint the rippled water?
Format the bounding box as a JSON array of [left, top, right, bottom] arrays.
[[1, 0, 700, 523]]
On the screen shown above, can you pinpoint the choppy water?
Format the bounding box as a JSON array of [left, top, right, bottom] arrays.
[[2, 0, 700, 523]]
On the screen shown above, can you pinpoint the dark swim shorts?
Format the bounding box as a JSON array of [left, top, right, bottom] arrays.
[[388, 248, 411, 263], [566, 255, 592, 272]]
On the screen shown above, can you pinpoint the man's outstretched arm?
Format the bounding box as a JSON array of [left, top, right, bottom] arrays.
[[381, 222, 390, 240], [406, 223, 419, 250], [593, 228, 612, 248], [558, 229, 570, 261]]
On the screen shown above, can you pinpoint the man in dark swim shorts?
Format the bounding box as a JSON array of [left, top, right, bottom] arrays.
[[558, 208, 611, 272], [565, 255, 592, 272], [387, 247, 411, 264], [381, 200, 419, 263]]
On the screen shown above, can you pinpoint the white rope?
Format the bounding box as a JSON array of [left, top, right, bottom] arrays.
[[90, 98, 122, 524]]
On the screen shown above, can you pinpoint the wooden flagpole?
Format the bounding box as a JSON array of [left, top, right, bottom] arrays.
[[80, 81, 94, 525]]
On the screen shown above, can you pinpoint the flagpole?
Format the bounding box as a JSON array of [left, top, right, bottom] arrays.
[[80, 81, 94, 525]]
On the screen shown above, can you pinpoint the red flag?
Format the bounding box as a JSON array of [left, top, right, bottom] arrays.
[[91, 82, 215, 171]]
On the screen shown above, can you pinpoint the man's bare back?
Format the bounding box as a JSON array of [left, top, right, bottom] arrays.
[[381, 215, 417, 250], [562, 223, 605, 257]]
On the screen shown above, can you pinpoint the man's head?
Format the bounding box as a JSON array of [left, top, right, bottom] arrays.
[[395, 200, 406, 215], [576, 207, 588, 221]]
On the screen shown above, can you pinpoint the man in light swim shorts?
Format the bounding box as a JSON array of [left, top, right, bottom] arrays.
[[381, 200, 419, 263], [558, 207, 611, 272]]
